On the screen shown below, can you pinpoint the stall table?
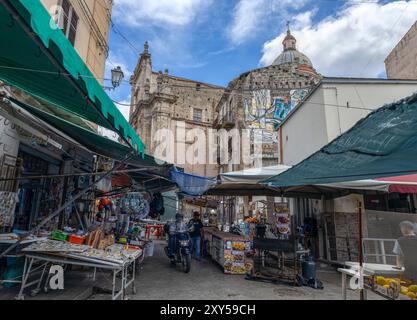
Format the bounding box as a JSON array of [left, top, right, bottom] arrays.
[[17, 240, 142, 300]]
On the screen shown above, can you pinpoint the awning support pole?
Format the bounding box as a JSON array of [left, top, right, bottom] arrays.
[[0, 152, 135, 259], [358, 200, 365, 300]]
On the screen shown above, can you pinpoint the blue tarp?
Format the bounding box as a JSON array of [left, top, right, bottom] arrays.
[[170, 168, 217, 197], [265, 93, 417, 187]]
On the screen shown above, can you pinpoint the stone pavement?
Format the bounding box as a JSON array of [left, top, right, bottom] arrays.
[[0, 241, 383, 300]]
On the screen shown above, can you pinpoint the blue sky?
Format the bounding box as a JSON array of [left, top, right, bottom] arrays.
[[103, 0, 417, 121]]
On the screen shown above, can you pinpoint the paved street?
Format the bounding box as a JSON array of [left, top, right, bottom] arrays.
[[0, 240, 384, 300], [0, 241, 382, 300], [89, 241, 381, 301]]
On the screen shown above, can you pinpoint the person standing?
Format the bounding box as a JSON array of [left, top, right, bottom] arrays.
[[188, 211, 203, 261], [393, 221, 417, 282]]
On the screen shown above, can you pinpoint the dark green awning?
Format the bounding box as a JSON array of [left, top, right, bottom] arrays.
[[265, 93, 417, 187], [12, 97, 164, 169], [0, 0, 144, 155]]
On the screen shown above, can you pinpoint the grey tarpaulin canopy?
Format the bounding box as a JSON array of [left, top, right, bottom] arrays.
[[264, 93, 417, 188], [207, 163, 417, 199]]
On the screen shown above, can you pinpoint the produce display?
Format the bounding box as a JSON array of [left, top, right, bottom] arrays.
[[204, 227, 252, 275], [371, 276, 417, 300], [224, 240, 251, 275], [274, 203, 291, 236], [244, 217, 259, 224]]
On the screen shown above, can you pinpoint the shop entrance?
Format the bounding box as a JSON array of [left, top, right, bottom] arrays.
[[13, 149, 62, 231]]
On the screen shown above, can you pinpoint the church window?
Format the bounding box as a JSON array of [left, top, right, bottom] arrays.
[[193, 108, 203, 122]]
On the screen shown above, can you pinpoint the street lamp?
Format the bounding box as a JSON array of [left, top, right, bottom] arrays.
[[111, 66, 124, 89]]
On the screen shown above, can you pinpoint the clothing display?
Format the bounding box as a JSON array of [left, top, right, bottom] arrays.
[[0, 192, 18, 228]]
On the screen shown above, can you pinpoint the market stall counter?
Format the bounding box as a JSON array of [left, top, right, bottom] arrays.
[[338, 262, 413, 300], [203, 227, 252, 275], [17, 239, 143, 300]]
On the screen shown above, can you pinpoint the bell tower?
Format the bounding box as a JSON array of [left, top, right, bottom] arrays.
[[283, 21, 297, 51]]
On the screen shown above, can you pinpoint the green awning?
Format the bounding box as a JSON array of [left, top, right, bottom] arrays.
[[12, 97, 163, 169], [265, 93, 417, 187], [0, 0, 144, 155]]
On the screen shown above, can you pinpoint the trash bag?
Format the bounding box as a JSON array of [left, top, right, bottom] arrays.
[[2, 261, 24, 288]]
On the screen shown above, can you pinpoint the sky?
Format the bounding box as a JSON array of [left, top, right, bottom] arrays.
[[103, 0, 417, 125]]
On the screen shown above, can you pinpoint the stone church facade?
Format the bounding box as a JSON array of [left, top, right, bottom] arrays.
[[129, 42, 224, 177], [215, 27, 322, 173]]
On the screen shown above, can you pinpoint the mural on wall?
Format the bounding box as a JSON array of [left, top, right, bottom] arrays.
[[244, 90, 279, 147], [272, 89, 309, 122], [243, 88, 310, 156], [244, 89, 310, 127]]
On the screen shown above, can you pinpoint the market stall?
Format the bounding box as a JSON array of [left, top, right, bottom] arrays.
[[17, 239, 142, 300], [203, 227, 252, 275]]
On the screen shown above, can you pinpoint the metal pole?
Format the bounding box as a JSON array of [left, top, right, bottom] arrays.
[[358, 200, 365, 301], [0, 152, 135, 259]]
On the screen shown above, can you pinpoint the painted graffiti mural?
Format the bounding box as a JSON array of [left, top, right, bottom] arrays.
[[243, 88, 310, 159], [244, 88, 309, 126]]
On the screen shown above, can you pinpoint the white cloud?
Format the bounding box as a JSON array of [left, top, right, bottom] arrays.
[[228, 0, 310, 44], [260, 1, 417, 77], [113, 0, 213, 27]]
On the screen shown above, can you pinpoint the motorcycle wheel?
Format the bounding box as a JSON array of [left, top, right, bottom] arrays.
[[182, 253, 191, 273]]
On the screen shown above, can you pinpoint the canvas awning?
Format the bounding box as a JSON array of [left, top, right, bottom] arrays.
[[2, 96, 177, 194], [265, 93, 417, 187], [207, 163, 417, 198], [10, 97, 159, 169], [0, 0, 144, 154]]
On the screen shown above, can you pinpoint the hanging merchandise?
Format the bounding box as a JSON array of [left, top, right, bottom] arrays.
[[274, 203, 291, 238], [0, 191, 18, 228], [117, 192, 150, 221]]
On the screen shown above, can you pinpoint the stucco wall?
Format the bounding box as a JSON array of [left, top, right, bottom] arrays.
[[281, 81, 417, 166], [40, 0, 111, 81], [385, 21, 417, 80], [281, 87, 328, 166]]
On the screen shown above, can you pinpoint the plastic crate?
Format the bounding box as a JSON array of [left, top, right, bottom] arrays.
[[51, 230, 68, 242], [68, 234, 86, 245]]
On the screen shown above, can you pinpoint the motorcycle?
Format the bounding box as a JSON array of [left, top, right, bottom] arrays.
[[164, 220, 192, 273]]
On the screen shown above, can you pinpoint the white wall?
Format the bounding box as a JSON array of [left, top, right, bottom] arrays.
[[281, 87, 328, 166], [281, 81, 417, 166], [323, 83, 417, 143]]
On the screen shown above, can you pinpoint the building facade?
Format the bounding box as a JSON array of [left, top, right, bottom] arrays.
[[0, 1, 114, 232], [215, 28, 322, 174], [279, 77, 417, 263], [385, 20, 417, 80], [280, 78, 417, 165], [40, 0, 112, 81], [129, 43, 224, 177]]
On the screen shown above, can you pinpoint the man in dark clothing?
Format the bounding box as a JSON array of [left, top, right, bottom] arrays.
[[188, 211, 203, 261], [393, 221, 417, 282]]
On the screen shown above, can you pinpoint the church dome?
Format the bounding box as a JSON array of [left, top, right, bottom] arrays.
[[272, 25, 314, 68], [273, 50, 313, 67]]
